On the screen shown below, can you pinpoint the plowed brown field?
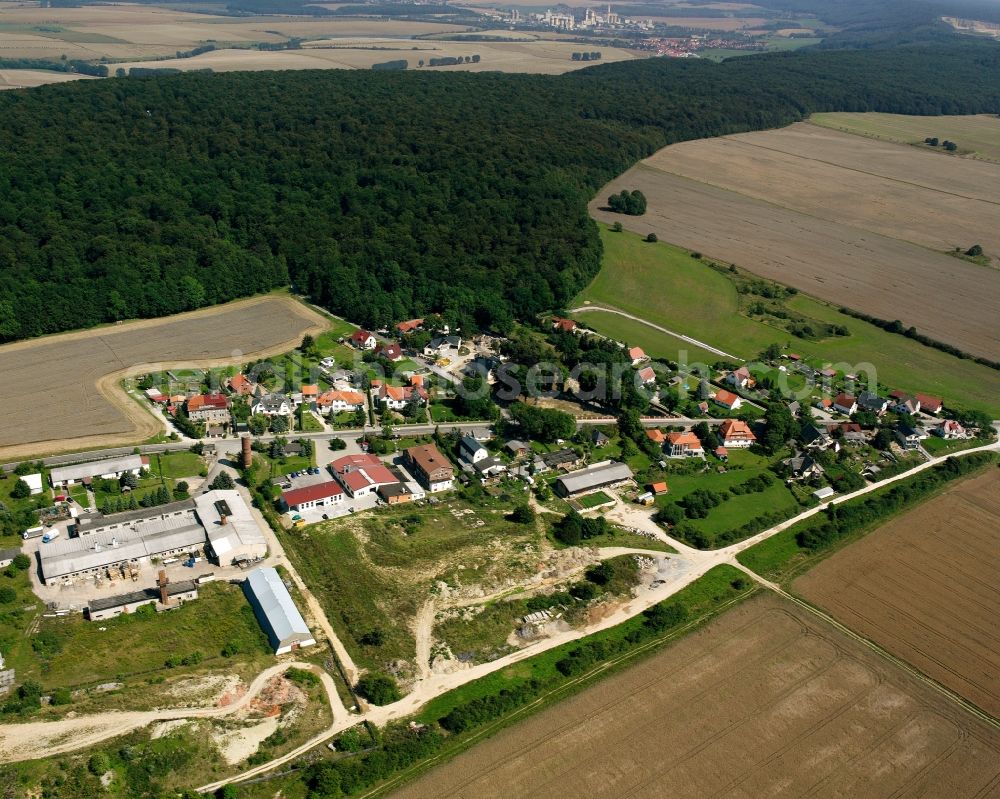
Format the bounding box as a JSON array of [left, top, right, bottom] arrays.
[[795, 467, 1000, 718], [0, 295, 326, 460], [591, 121, 1000, 360], [391, 594, 1000, 798]]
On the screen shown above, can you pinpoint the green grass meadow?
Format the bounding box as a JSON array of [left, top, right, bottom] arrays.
[[574, 226, 1000, 415]]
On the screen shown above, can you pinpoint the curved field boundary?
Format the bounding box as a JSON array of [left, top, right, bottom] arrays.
[[0, 295, 328, 461]]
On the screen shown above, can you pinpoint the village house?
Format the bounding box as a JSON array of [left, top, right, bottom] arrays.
[[350, 330, 378, 350], [505, 439, 529, 458], [934, 419, 966, 439], [829, 422, 867, 444], [396, 318, 424, 335], [459, 435, 489, 466], [423, 336, 462, 357], [783, 451, 824, 480], [916, 393, 943, 414], [856, 391, 889, 416], [377, 383, 428, 411], [317, 390, 366, 415], [726, 366, 754, 390], [718, 419, 756, 448], [252, 393, 293, 417], [666, 431, 704, 458], [713, 389, 742, 411], [300, 384, 320, 406], [801, 425, 838, 452], [376, 342, 403, 362], [628, 346, 647, 366], [637, 366, 656, 386], [646, 428, 666, 446], [895, 421, 925, 450], [551, 317, 577, 333], [832, 393, 857, 415], [889, 391, 921, 415], [404, 444, 454, 492], [186, 394, 230, 424], [226, 374, 254, 396], [591, 429, 610, 447]]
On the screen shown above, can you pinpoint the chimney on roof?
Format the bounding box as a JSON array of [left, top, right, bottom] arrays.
[[220, 514, 228, 526], [158, 569, 169, 605]]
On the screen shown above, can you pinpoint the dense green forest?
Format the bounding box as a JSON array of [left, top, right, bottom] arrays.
[[0, 42, 999, 341]]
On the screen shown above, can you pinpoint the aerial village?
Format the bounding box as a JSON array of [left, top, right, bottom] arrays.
[[2, 307, 990, 664]]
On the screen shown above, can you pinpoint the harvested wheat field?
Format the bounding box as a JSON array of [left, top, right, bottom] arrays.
[[0, 3, 468, 61], [592, 121, 1000, 361], [0, 68, 94, 89], [795, 467, 1000, 718], [391, 594, 1000, 799], [0, 295, 327, 460], [811, 111, 1000, 163], [113, 38, 640, 75]]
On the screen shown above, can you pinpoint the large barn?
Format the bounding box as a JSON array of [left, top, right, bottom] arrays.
[[243, 567, 315, 655]]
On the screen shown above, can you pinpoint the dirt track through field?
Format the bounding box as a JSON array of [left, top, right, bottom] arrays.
[[795, 468, 1000, 718], [0, 295, 327, 460], [390, 594, 1000, 798], [0, 661, 344, 763], [591, 121, 1000, 361]]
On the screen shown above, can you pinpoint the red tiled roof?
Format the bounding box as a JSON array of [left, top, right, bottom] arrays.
[[714, 389, 740, 407], [351, 330, 374, 344], [330, 453, 382, 474], [629, 346, 646, 360], [637, 366, 656, 382], [187, 394, 229, 411], [650, 481, 668, 494], [646, 429, 666, 443], [667, 431, 702, 448], [283, 481, 344, 506], [318, 390, 365, 407], [552, 317, 577, 332], [915, 393, 942, 411], [227, 374, 252, 394], [718, 419, 756, 441], [834, 393, 856, 407], [396, 318, 424, 333]]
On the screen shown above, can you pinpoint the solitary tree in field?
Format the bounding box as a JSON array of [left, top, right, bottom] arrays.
[[645, 232, 658, 243], [965, 244, 983, 257]]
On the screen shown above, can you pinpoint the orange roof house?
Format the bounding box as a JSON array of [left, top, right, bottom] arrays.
[[665, 431, 704, 457], [646, 429, 666, 444], [227, 374, 253, 395], [718, 419, 756, 448], [396, 318, 424, 334], [713, 389, 742, 410]]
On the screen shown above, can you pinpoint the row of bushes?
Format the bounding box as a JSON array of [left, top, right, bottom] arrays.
[[551, 510, 613, 545], [439, 679, 542, 733], [797, 454, 995, 552], [556, 601, 688, 677], [838, 308, 1000, 371]]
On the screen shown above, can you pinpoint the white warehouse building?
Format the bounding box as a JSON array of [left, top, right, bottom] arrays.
[[243, 567, 315, 655]]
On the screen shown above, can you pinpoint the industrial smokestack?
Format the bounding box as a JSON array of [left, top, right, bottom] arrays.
[[158, 569, 169, 605], [241, 436, 252, 469]]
